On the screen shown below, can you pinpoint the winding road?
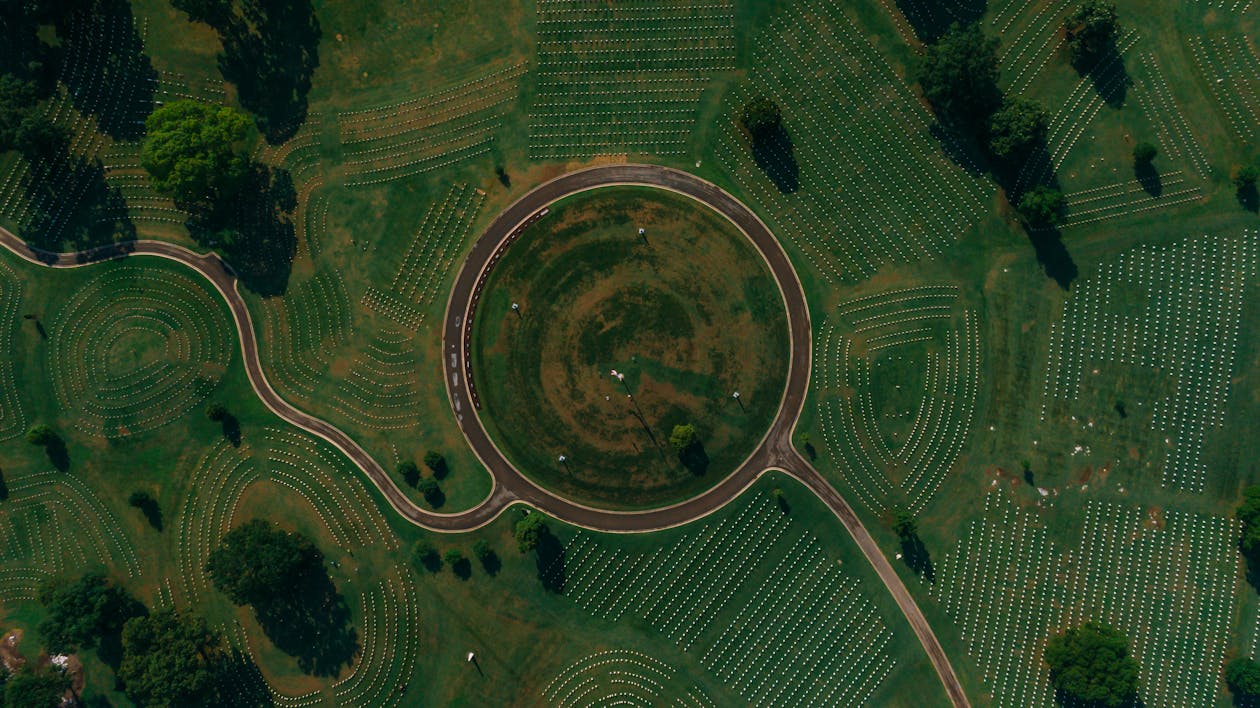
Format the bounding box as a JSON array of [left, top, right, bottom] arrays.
[[0, 164, 969, 708]]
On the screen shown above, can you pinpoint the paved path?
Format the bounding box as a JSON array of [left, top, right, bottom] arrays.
[[0, 164, 969, 707]]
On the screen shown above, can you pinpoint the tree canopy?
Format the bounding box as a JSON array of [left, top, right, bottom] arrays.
[[892, 509, 918, 540], [987, 98, 1049, 164], [37, 573, 144, 655], [423, 450, 448, 477], [1227, 657, 1260, 702], [411, 539, 440, 573], [140, 100, 252, 208], [1236, 165, 1259, 189], [398, 460, 420, 487], [1018, 185, 1067, 227], [205, 519, 323, 607], [1237, 487, 1260, 564], [668, 423, 699, 454], [1065, 1, 1120, 69], [1045, 622, 1139, 708], [918, 23, 1002, 128], [3, 667, 69, 708], [0, 75, 53, 157], [24, 425, 57, 446], [739, 97, 782, 137], [514, 513, 549, 553], [118, 610, 223, 707], [1133, 142, 1158, 165]]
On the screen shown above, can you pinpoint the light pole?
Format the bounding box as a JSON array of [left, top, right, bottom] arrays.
[[733, 390, 744, 411], [611, 369, 633, 397], [511, 302, 521, 318], [638, 227, 646, 243], [558, 454, 569, 472]]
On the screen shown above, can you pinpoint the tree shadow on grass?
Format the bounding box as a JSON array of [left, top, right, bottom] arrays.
[[253, 572, 357, 677], [96, 599, 147, 671], [894, 0, 987, 44], [136, 498, 163, 531], [216, 0, 321, 144], [535, 530, 566, 594], [187, 166, 296, 296], [750, 122, 800, 194], [451, 557, 472, 581], [215, 647, 273, 707], [1002, 147, 1078, 291], [1076, 43, 1132, 109], [1026, 226, 1078, 290], [45, 438, 70, 472], [221, 414, 242, 447], [1239, 183, 1259, 213], [21, 151, 134, 254], [900, 534, 936, 582], [678, 441, 710, 476], [1135, 162, 1161, 198], [57, 0, 156, 141], [478, 551, 501, 576]]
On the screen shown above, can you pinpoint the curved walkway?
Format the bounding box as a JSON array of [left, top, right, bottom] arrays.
[[0, 164, 969, 707]]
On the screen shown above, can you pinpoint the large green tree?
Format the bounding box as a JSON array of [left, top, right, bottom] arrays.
[[37, 573, 144, 654], [739, 97, 782, 137], [140, 100, 252, 208], [1065, 1, 1120, 69], [1237, 487, 1260, 564], [1227, 657, 1260, 703], [988, 98, 1049, 164], [205, 519, 323, 607], [668, 424, 699, 454], [118, 610, 223, 707], [3, 667, 69, 708], [918, 23, 1002, 128], [1018, 185, 1067, 227], [0, 73, 60, 157], [1045, 622, 1139, 708], [24, 425, 57, 447], [514, 513, 549, 553]]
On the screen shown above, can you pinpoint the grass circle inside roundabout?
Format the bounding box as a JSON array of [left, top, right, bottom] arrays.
[[471, 186, 790, 509]]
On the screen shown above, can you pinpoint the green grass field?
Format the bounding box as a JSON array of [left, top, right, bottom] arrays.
[[472, 187, 789, 508], [1, 0, 1259, 705]]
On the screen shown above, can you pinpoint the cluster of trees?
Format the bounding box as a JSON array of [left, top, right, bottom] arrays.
[[171, 0, 321, 144], [916, 3, 1120, 288], [411, 538, 500, 579], [1045, 622, 1139, 707], [117, 610, 228, 706], [398, 450, 448, 508], [919, 23, 1065, 228], [30, 571, 245, 706]]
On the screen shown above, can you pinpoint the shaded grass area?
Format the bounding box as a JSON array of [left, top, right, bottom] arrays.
[[471, 186, 789, 509]]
